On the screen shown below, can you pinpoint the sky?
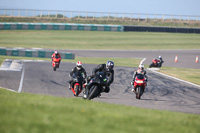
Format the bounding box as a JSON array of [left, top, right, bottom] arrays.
[[0, 0, 200, 16]]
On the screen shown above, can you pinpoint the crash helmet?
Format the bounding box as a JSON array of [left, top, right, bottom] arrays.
[[54, 50, 58, 55], [76, 61, 82, 70], [139, 64, 144, 71], [159, 55, 162, 59], [106, 61, 114, 71]]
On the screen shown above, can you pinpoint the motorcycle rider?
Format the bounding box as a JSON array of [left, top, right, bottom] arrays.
[[131, 64, 148, 92], [158, 55, 164, 67], [51, 50, 61, 66], [85, 61, 114, 94], [69, 61, 87, 89]]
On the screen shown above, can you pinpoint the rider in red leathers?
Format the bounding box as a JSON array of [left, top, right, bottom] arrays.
[[51, 50, 61, 66], [131, 64, 148, 92]]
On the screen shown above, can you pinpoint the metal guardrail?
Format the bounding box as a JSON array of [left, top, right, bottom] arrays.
[[0, 9, 199, 23]]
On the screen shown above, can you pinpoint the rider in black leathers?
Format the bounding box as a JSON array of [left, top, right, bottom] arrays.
[[85, 61, 114, 93], [69, 61, 87, 89]]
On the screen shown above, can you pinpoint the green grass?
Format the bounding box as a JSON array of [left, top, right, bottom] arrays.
[[0, 30, 200, 132], [1, 30, 200, 50], [159, 67, 200, 85], [0, 88, 200, 133]]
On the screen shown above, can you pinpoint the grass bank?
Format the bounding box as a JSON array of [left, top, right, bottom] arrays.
[[0, 88, 199, 133], [1, 30, 200, 50]]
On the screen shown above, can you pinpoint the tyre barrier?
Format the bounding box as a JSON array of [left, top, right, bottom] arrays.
[[0, 23, 123, 32], [124, 25, 200, 34], [0, 48, 75, 59]]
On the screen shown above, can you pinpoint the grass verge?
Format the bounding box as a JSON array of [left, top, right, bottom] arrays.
[[1, 30, 200, 50], [0, 88, 200, 133], [158, 67, 200, 86]]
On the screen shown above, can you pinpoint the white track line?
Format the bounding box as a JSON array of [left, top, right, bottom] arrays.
[[149, 69, 200, 89], [18, 63, 25, 93]]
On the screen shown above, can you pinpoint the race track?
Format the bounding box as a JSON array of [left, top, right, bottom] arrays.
[[66, 49, 200, 69], [1, 61, 200, 114]]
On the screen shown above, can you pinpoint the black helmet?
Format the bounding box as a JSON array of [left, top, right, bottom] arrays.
[[106, 61, 114, 71]]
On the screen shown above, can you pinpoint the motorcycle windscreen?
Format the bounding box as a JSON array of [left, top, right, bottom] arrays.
[[136, 74, 144, 80]]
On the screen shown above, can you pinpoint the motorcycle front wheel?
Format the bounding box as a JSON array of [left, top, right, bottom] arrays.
[[136, 86, 141, 99], [75, 85, 80, 96], [87, 85, 100, 100]]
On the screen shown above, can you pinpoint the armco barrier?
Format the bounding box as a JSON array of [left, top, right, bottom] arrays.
[[0, 48, 75, 59], [0, 23, 123, 32]]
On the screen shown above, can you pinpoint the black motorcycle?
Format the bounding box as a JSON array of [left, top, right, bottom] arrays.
[[70, 72, 85, 96], [83, 71, 108, 100]]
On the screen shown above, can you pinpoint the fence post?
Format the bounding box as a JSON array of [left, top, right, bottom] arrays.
[[130, 14, 132, 21], [11, 10, 13, 17], [33, 10, 35, 17], [162, 14, 165, 21], [138, 14, 140, 22], [70, 11, 72, 19], [40, 10, 43, 17], [4, 9, 6, 16]]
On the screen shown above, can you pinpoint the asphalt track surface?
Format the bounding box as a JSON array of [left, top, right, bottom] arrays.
[[1, 61, 200, 114], [65, 49, 200, 69]]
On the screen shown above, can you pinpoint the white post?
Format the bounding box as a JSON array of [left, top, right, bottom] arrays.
[[33, 10, 35, 17], [26, 10, 28, 17], [138, 14, 140, 22], [162, 14, 165, 21], [4, 9, 6, 16], [40, 10, 43, 17], [18, 9, 21, 17], [63, 11, 65, 18]]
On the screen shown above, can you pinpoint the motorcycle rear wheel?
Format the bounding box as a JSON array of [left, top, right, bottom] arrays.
[[149, 64, 153, 68]]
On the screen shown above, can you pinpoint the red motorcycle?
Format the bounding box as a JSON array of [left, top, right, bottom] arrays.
[[132, 74, 147, 99], [70, 72, 85, 96], [52, 57, 61, 71], [149, 58, 164, 68]]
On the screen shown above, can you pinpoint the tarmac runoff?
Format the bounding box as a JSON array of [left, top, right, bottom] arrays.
[[0, 59, 200, 92]]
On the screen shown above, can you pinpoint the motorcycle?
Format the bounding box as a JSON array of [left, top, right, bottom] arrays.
[[70, 72, 85, 96], [83, 71, 108, 100], [149, 58, 164, 68], [52, 56, 61, 71], [132, 74, 147, 99]]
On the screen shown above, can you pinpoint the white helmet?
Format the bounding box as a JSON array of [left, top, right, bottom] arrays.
[[76, 61, 82, 70], [139, 64, 144, 70], [55, 51, 58, 54], [159, 55, 162, 59]]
